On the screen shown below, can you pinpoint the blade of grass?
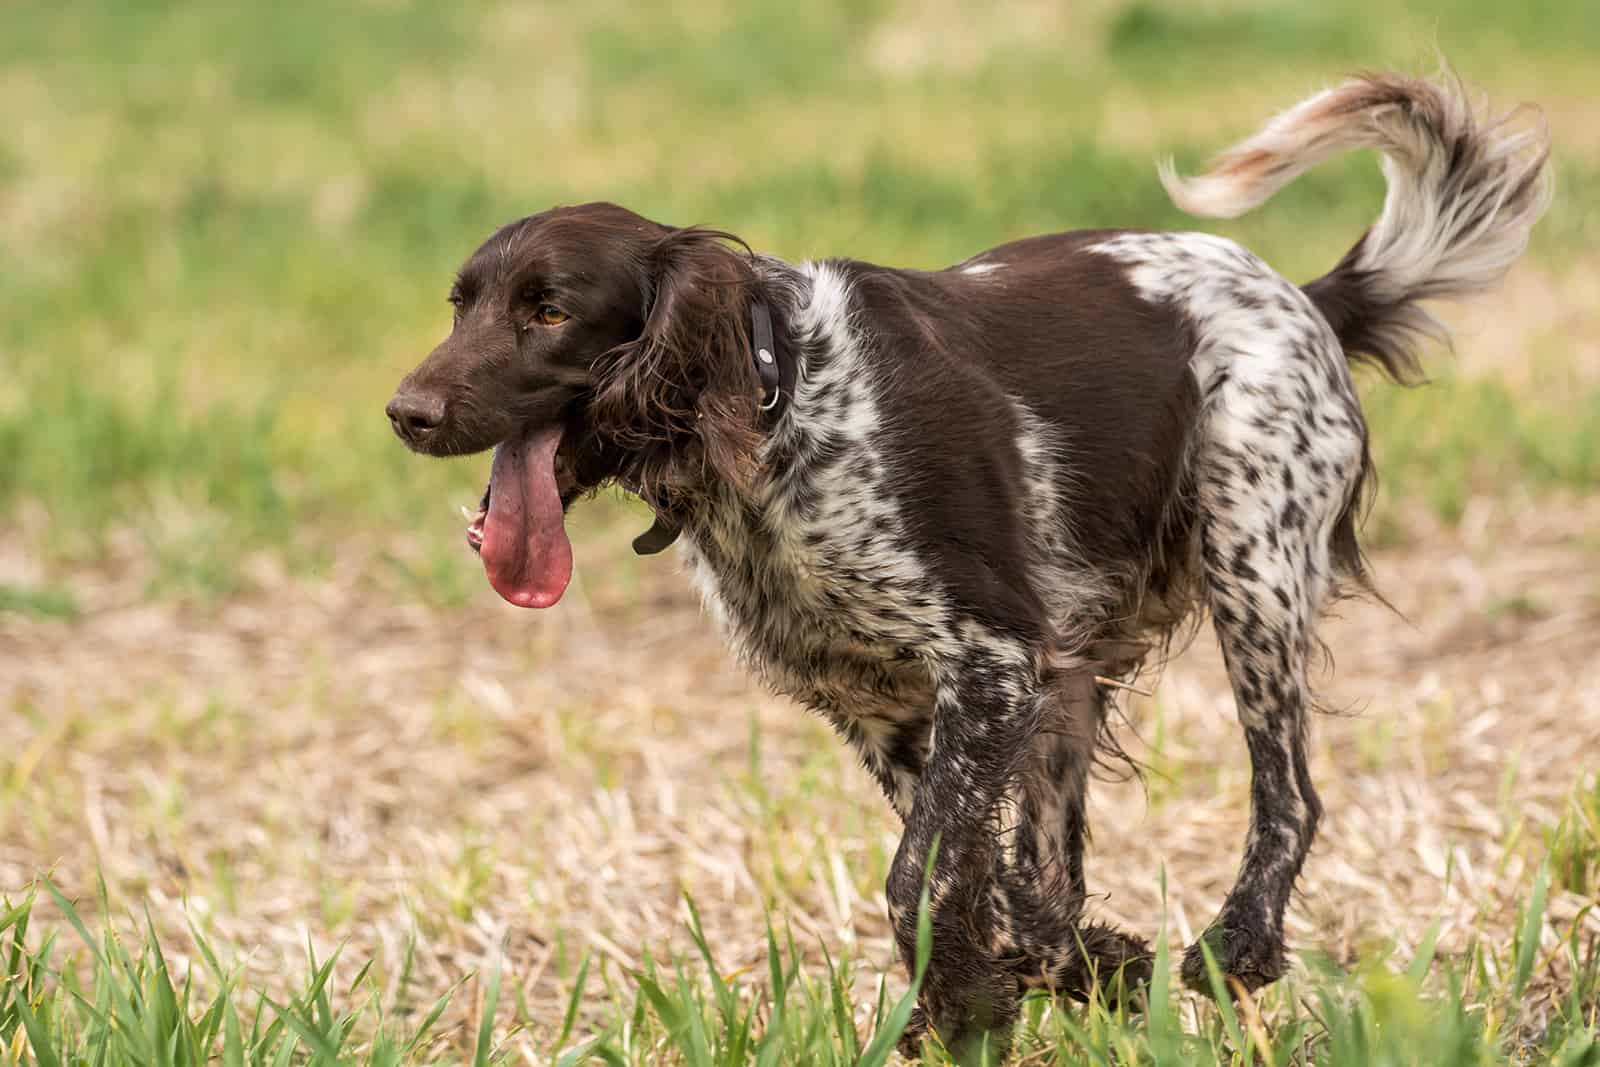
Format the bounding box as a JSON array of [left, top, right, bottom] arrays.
[[1408, 919, 1443, 987], [40, 877, 103, 964], [1513, 863, 1551, 1000], [14, 989, 63, 1067], [473, 962, 502, 1067], [553, 952, 592, 1055], [857, 841, 938, 1067], [1198, 940, 1250, 1067]]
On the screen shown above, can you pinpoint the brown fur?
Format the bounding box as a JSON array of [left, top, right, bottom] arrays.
[[589, 228, 766, 510]]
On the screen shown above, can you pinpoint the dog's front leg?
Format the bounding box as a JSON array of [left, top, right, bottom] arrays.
[[886, 645, 1039, 1061]]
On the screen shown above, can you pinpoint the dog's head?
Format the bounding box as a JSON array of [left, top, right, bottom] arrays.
[[386, 202, 765, 608]]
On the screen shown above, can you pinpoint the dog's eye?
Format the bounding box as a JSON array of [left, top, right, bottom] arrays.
[[535, 304, 570, 326]]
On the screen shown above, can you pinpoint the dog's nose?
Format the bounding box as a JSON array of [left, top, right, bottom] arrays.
[[386, 391, 446, 445]]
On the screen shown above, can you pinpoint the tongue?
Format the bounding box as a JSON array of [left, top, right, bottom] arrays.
[[480, 426, 573, 608]]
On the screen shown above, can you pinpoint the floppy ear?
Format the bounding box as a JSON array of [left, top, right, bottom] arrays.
[[590, 228, 765, 506]]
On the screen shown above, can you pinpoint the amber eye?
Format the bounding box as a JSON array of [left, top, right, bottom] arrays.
[[535, 304, 570, 326]]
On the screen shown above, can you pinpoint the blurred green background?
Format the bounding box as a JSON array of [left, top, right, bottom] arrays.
[[2, 0, 1597, 610]]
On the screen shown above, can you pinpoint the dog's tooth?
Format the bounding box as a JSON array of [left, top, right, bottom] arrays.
[[460, 505, 475, 522]]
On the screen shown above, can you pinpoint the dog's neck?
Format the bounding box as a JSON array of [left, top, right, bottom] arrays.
[[630, 263, 807, 556]]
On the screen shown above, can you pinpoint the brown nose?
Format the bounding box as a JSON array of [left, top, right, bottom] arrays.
[[386, 391, 446, 446]]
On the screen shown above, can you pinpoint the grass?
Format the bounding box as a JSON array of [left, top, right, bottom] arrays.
[[0, 584, 78, 621], [5, 0, 1600, 1063], [1362, 369, 1600, 531], [1549, 774, 1600, 901], [4, 870, 1596, 1066]]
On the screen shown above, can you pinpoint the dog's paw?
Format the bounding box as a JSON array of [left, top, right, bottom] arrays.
[[896, 974, 1020, 1064], [1179, 922, 1286, 996], [1055, 922, 1155, 1006], [895, 1006, 931, 1061]]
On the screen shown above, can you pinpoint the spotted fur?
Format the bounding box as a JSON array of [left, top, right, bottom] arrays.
[[669, 74, 1547, 1054]]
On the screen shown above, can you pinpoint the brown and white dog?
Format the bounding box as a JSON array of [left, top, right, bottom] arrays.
[[387, 73, 1548, 1054]]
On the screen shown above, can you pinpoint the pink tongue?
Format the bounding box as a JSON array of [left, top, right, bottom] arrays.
[[480, 426, 573, 608]]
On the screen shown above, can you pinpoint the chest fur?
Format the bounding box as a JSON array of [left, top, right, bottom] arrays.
[[681, 464, 944, 723], [679, 367, 951, 726]]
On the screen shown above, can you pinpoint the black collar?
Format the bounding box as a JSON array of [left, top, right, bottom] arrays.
[[751, 301, 782, 414], [631, 301, 785, 556]]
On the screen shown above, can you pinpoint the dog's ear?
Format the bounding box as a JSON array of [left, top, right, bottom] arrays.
[[591, 228, 764, 505]]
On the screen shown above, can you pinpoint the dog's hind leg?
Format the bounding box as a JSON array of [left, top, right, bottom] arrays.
[[1178, 328, 1366, 993]]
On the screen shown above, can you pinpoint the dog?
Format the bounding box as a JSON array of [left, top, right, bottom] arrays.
[[387, 72, 1549, 1054]]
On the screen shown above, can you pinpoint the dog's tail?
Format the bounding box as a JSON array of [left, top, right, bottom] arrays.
[[1163, 71, 1549, 590], [1162, 71, 1551, 384]]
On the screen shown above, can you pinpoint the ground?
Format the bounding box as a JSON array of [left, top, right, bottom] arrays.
[[2, 1, 1598, 1063], [4, 488, 1599, 1062]]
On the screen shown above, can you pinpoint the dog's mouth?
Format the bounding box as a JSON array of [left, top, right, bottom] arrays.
[[464, 425, 583, 609]]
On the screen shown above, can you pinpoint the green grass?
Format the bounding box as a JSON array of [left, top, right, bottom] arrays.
[[1363, 369, 1600, 529], [1548, 773, 1600, 900], [0, 583, 78, 621], [5, 871, 1596, 1066], [2, 0, 1598, 599]]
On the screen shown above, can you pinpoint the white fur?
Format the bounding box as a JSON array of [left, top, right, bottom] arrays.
[[1162, 73, 1551, 355]]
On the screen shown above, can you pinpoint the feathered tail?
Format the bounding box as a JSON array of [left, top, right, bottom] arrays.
[[1163, 71, 1552, 383]]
